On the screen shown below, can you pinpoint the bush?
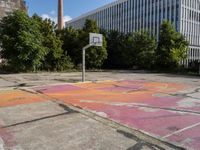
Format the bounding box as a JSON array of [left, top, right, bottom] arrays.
[[0, 10, 46, 72], [156, 20, 188, 70]]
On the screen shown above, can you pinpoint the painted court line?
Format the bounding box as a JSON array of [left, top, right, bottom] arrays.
[[163, 122, 200, 138], [0, 137, 4, 150]]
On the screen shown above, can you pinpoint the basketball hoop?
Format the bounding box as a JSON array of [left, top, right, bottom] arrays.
[[82, 33, 103, 82], [89, 33, 103, 47]]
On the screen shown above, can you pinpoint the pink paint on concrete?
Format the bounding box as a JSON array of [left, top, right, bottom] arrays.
[[70, 101, 200, 137], [35, 80, 199, 150], [0, 125, 17, 148], [133, 95, 182, 107], [167, 125, 200, 150], [35, 84, 82, 94], [98, 85, 144, 92]]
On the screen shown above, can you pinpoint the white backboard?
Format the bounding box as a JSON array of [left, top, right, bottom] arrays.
[[89, 33, 103, 47]]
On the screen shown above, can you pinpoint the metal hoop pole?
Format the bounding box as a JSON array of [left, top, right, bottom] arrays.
[[82, 44, 91, 82]]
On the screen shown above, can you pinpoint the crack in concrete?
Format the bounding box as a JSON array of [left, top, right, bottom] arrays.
[[166, 88, 200, 100], [117, 130, 184, 150], [2, 104, 78, 129], [131, 104, 200, 115], [127, 141, 163, 150]]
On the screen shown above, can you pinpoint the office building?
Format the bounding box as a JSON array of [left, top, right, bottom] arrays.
[[66, 0, 200, 66]]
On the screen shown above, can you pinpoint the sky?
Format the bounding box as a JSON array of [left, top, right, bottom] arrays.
[[25, 0, 115, 23]]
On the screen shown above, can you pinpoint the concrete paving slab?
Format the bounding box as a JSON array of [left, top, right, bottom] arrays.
[[0, 101, 67, 126], [0, 79, 16, 89], [7, 114, 139, 150]]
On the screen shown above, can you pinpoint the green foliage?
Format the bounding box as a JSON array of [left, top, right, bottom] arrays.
[[103, 30, 156, 69], [103, 30, 134, 68], [61, 19, 107, 69], [156, 20, 188, 69], [83, 19, 99, 33], [170, 35, 188, 63], [132, 31, 156, 69], [52, 55, 74, 71], [0, 11, 73, 72], [32, 14, 72, 71], [0, 12, 189, 72], [81, 19, 107, 69], [0, 10, 46, 72], [59, 27, 80, 66], [104, 21, 187, 70]]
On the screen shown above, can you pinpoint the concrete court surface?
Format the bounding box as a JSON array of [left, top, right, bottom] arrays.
[[0, 71, 200, 150], [0, 90, 178, 150]]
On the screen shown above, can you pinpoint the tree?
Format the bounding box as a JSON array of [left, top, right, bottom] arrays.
[[32, 14, 72, 71], [132, 31, 156, 69], [103, 30, 134, 68], [156, 20, 188, 69], [170, 35, 188, 64], [0, 10, 46, 72], [59, 27, 80, 66], [60, 19, 107, 69], [80, 19, 107, 69]]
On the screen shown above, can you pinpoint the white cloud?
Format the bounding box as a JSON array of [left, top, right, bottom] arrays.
[[50, 10, 56, 15], [41, 14, 72, 25], [64, 15, 72, 22], [41, 14, 53, 20]]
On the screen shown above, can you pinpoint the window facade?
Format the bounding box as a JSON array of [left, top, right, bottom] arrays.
[[66, 0, 200, 64]]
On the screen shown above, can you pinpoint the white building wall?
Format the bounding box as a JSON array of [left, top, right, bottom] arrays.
[[180, 0, 200, 64], [66, 0, 200, 64]]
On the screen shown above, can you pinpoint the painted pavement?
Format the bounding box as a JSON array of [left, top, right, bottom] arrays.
[[0, 90, 48, 107], [0, 80, 199, 149], [0, 90, 49, 149], [34, 80, 200, 150]]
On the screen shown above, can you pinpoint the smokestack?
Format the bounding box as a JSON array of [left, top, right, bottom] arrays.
[[58, 0, 64, 30]]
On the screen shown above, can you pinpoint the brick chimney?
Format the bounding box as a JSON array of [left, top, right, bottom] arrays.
[[58, 0, 64, 30]]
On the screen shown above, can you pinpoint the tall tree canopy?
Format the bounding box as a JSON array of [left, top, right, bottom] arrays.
[[156, 20, 188, 69], [61, 19, 108, 69], [103, 30, 134, 68], [59, 27, 80, 66], [32, 14, 72, 71], [0, 13, 190, 72], [0, 10, 46, 71], [132, 31, 156, 69]]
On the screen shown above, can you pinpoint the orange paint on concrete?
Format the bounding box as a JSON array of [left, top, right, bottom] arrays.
[[36, 80, 188, 110], [0, 90, 48, 107]]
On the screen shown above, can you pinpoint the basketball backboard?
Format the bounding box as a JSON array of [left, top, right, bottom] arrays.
[[82, 33, 103, 82], [89, 33, 103, 47]]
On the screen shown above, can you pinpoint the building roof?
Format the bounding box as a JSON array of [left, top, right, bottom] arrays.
[[66, 0, 127, 24]]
